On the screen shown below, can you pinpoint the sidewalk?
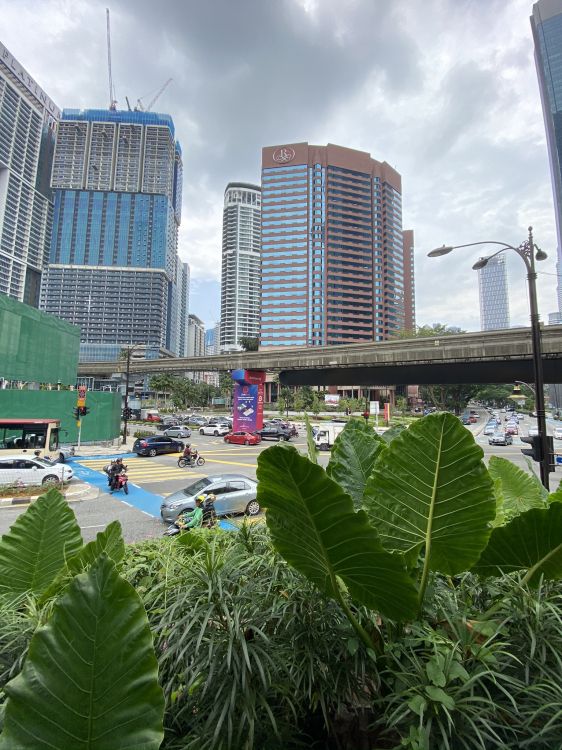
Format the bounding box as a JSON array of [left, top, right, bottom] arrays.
[[74, 436, 136, 458], [0, 479, 100, 508]]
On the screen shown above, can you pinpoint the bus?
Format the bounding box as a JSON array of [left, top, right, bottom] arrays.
[[0, 419, 74, 462]]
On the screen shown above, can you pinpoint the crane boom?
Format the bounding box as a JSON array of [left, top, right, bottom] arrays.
[[106, 8, 116, 110], [145, 78, 172, 112]]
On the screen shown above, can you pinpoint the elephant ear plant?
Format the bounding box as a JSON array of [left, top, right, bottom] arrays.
[[256, 413, 562, 649], [0, 488, 164, 750]]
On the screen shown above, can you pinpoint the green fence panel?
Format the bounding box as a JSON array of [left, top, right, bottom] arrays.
[[0, 391, 120, 443], [0, 295, 80, 385]]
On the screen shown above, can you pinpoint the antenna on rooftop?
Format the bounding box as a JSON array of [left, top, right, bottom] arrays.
[[106, 8, 117, 110]]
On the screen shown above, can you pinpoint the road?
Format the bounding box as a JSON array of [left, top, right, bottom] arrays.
[[0, 416, 560, 543]]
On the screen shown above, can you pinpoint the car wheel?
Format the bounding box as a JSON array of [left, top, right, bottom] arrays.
[[199, 429, 204, 435], [244, 440, 249, 446], [224, 436, 229, 443], [245, 499, 260, 516], [42, 475, 60, 485], [148, 448, 157, 457], [214, 430, 219, 436], [283, 435, 290, 441]]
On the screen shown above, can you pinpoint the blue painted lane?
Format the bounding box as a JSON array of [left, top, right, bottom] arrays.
[[69, 456, 239, 530]]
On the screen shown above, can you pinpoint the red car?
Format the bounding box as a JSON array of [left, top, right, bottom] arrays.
[[224, 430, 261, 446]]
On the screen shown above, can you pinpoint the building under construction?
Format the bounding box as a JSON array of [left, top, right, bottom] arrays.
[[39, 108, 188, 361]]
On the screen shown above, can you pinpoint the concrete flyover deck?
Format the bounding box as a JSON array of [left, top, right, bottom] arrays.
[[78, 325, 562, 386]]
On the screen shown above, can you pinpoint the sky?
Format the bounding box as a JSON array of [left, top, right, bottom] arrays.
[[1, 0, 560, 332]]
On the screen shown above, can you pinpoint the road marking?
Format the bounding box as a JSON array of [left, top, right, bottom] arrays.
[[81, 524, 106, 529]]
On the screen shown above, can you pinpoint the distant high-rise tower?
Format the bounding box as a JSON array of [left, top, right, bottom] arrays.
[[220, 183, 261, 353], [402, 229, 416, 332], [478, 253, 510, 330], [40, 108, 184, 360], [531, 0, 562, 316], [260, 142, 408, 347], [0, 41, 60, 306]]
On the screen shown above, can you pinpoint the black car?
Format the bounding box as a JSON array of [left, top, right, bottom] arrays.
[[256, 425, 292, 442], [132, 435, 185, 456]]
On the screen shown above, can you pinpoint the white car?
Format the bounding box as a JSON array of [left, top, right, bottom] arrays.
[[199, 423, 230, 437], [528, 426, 539, 437], [553, 426, 562, 440], [0, 455, 73, 487]]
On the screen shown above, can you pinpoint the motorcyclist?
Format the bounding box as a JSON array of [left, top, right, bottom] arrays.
[[176, 497, 204, 530], [107, 458, 128, 490], [182, 443, 198, 463], [202, 493, 217, 528]]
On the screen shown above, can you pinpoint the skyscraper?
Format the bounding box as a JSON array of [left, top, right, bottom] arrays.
[[0, 41, 60, 306], [477, 253, 510, 330], [260, 142, 411, 347], [402, 229, 416, 332], [220, 182, 261, 353], [40, 108, 185, 360], [531, 0, 562, 315]]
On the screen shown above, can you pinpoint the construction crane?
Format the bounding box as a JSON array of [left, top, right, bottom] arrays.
[[106, 8, 117, 110], [135, 78, 172, 112]]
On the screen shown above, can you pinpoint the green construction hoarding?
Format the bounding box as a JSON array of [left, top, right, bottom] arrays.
[[0, 391, 121, 443], [0, 294, 80, 385]]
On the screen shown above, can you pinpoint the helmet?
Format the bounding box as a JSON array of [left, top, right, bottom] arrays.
[[206, 493, 216, 501]]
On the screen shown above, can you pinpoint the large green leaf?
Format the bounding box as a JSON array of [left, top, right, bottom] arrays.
[[472, 501, 562, 584], [363, 412, 495, 576], [257, 444, 418, 621], [40, 521, 125, 603], [381, 424, 406, 444], [327, 420, 386, 509], [488, 456, 548, 523], [0, 488, 82, 597], [303, 413, 318, 464], [0, 554, 164, 750]]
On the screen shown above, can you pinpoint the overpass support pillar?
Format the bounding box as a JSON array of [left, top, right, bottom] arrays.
[[231, 370, 266, 432]]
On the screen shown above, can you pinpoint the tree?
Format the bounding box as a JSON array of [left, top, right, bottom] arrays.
[[238, 337, 259, 351], [420, 383, 480, 415], [393, 323, 464, 339]]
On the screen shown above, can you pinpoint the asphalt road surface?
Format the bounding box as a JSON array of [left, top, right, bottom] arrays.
[[1, 417, 559, 543]]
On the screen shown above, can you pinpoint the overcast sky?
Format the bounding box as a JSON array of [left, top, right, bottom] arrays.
[[2, 0, 559, 331]]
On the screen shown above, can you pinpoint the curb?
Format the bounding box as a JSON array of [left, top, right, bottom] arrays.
[[0, 480, 99, 509]]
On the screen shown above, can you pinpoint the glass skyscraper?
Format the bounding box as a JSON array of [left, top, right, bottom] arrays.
[[477, 253, 510, 331], [220, 182, 261, 353], [40, 108, 186, 360], [532, 0, 562, 315], [260, 142, 412, 347], [0, 41, 59, 306]]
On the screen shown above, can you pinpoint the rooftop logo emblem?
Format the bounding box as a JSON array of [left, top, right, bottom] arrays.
[[273, 147, 296, 163]]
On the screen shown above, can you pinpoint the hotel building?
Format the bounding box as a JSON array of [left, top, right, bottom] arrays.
[[260, 142, 412, 347]]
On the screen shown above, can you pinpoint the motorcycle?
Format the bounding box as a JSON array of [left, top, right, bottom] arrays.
[[110, 470, 129, 495], [177, 453, 205, 468]]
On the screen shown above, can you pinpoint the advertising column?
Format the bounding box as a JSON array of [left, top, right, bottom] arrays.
[[231, 370, 266, 432]]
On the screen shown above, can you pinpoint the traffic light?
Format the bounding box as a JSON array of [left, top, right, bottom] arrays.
[[520, 434, 556, 472], [520, 435, 541, 462], [123, 407, 132, 420], [73, 407, 80, 420]]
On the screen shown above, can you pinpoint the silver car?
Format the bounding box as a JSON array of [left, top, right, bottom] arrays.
[[160, 473, 260, 523], [163, 426, 192, 438]]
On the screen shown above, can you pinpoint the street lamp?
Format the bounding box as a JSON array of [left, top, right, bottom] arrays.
[[122, 344, 141, 445], [428, 226, 551, 489]]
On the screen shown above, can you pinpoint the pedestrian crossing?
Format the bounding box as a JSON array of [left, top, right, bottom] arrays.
[[76, 452, 259, 485]]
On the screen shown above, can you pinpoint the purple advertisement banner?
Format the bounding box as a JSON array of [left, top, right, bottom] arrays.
[[232, 383, 259, 432]]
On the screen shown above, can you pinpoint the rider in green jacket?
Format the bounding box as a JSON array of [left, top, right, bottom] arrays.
[[177, 497, 204, 530]]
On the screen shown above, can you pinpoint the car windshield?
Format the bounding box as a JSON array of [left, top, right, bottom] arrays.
[[34, 457, 56, 466], [182, 478, 212, 496]]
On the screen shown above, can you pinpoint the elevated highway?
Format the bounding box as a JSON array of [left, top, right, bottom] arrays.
[[78, 325, 562, 385]]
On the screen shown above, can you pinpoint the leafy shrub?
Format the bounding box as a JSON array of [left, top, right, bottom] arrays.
[[134, 429, 154, 439]]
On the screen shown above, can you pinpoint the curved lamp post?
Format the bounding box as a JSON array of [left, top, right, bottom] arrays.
[[428, 226, 550, 489]]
